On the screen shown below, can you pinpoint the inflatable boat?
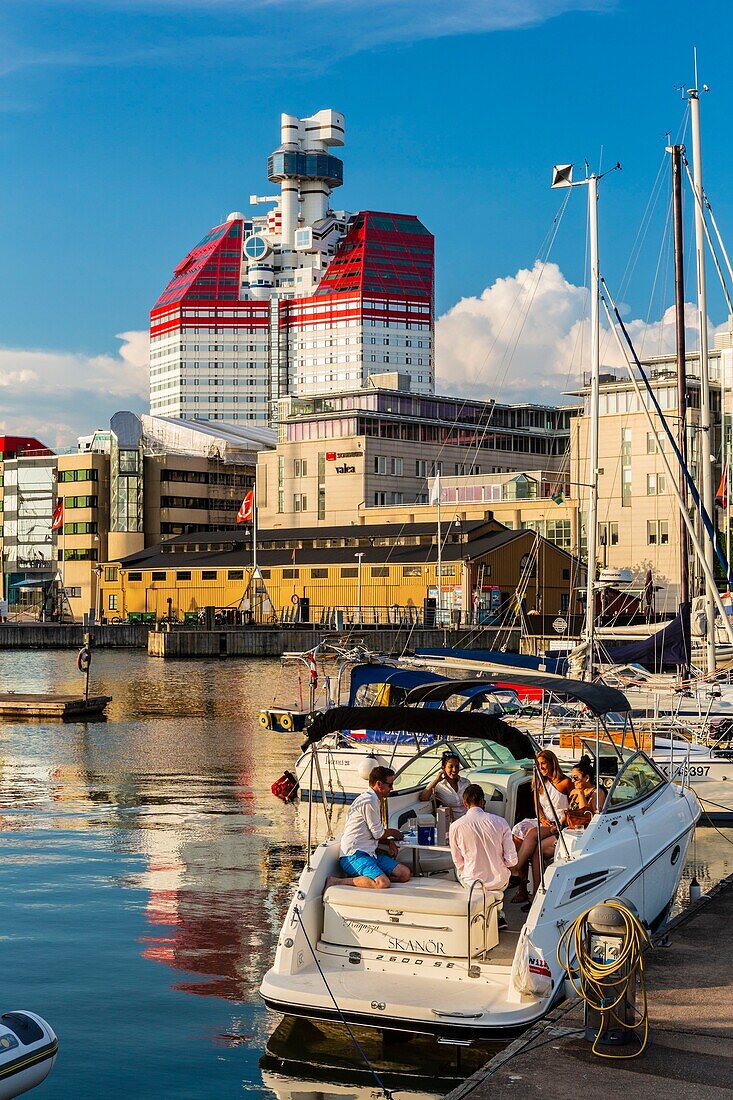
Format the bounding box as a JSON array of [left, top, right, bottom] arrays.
[[0, 1012, 57, 1099]]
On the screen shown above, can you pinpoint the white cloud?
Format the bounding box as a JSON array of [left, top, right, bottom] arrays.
[[0, 331, 148, 450], [435, 262, 710, 405]]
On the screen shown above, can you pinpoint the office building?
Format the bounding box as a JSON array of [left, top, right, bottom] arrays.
[[149, 110, 434, 426], [257, 378, 571, 528], [569, 329, 732, 612], [54, 413, 273, 620], [0, 436, 56, 612]]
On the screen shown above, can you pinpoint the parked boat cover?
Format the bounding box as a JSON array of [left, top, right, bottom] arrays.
[[415, 648, 569, 676], [302, 706, 536, 759], [404, 674, 630, 714], [603, 603, 691, 672]]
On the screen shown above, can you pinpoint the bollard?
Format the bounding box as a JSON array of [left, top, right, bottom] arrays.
[[584, 899, 638, 1046]]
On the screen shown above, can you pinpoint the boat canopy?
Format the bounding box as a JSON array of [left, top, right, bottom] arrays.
[[602, 603, 691, 673], [302, 706, 536, 760], [347, 663, 450, 704], [404, 675, 631, 716], [404, 680, 526, 706]]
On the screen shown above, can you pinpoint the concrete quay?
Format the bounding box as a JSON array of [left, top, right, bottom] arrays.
[[0, 621, 523, 656], [446, 873, 733, 1100], [0, 623, 149, 649], [146, 625, 520, 658]]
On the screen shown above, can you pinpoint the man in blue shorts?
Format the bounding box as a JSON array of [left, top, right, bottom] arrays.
[[327, 766, 412, 890]]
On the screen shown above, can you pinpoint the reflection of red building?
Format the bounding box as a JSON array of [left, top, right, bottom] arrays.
[[138, 770, 300, 1003]]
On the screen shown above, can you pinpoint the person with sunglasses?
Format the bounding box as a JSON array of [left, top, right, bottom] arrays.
[[565, 755, 606, 828], [326, 766, 411, 891], [419, 751, 470, 819]]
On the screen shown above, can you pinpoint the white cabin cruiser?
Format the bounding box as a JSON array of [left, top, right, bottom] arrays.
[[261, 704, 699, 1042]]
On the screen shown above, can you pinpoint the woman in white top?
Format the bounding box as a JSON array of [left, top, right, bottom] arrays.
[[510, 750, 571, 904], [419, 752, 470, 819]]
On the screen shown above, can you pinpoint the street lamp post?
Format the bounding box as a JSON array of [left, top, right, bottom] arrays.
[[355, 552, 364, 626]]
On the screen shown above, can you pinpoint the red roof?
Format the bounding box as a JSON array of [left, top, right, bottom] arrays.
[[0, 436, 54, 459], [152, 219, 244, 310], [315, 210, 434, 300]]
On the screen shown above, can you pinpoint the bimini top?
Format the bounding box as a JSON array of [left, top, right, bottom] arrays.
[[302, 706, 535, 760], [348, 663, 451, 705], [405, 675, 631, 716]]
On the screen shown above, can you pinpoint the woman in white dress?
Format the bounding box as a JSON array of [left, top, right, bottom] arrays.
[[419, 751, 470, 821], [510, 749, 571, 904]]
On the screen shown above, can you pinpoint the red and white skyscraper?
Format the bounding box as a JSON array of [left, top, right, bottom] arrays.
[[149, 110, 434, 426]]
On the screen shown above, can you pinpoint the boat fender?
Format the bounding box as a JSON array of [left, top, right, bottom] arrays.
[[279, 712, 294, 731], [357, 754, 388, 780], [272, 772, 299, 802], [77, 646, 91, 673], [258, 712, 271, 729]]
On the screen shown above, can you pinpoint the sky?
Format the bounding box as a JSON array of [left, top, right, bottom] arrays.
[[2, 0, 733, 448]]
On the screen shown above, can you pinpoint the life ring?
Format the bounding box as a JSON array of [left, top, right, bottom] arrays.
[[279, 712, 294, 731], [290, 594, 300, 605], [258, 712, 270, 728], [77, 646, 91, 673]]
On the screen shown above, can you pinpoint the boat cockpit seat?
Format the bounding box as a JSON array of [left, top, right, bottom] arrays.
[[322, 878, 502, 960]]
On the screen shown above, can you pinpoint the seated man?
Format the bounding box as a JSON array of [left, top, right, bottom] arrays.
[[449, 783, 518, 908], [327, 766, 412, 891]]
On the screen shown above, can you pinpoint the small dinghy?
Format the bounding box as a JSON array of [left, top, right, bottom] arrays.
[[0, 1012, 57, 1099]]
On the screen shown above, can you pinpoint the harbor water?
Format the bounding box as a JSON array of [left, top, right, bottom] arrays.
[[0, 650, 730, 1098]]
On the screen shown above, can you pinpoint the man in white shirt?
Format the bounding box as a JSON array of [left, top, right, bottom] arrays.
[[327, 766, 411, 890], [449, 783, 518, 894]]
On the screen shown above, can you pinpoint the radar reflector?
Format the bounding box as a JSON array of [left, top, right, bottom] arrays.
[[551, 164, 574, 188]]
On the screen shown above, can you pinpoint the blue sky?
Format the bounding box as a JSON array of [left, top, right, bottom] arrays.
[[2, 0, 732, 445]]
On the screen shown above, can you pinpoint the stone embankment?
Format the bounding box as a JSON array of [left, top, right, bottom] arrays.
[[0, 623, 522, 656]]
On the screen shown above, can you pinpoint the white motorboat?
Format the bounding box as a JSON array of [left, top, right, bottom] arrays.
[[261, 705, 699, 1042]]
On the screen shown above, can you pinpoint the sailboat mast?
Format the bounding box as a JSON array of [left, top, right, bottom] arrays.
[[552, 161, 616, 679], [585, 173, 600, 680], [670, 143, 690, 610], [688, 80, 717, 674]]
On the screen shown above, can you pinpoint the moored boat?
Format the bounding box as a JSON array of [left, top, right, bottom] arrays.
[[261, 704, 699, 1042]]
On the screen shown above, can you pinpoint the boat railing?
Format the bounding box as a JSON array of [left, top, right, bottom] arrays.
[[466, 880, 502, 976], [466, 879, 488, 977]]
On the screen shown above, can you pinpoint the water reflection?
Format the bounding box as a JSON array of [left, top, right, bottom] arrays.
[[262, 1016, 493, 1096], [0, 649, 729, 1099]]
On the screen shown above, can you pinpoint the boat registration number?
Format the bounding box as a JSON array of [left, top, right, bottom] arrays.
[[662, 763, 710, 778]]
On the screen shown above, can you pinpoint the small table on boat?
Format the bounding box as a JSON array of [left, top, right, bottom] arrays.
[[398, 842, 453, 876]]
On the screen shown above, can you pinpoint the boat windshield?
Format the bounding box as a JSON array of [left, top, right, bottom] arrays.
[[391, 738, 525, 792], [603, 751, 667, 811]]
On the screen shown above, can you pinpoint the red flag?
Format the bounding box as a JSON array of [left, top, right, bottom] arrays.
[[236, 489, 254, 524], [51, 500, 63, 532], [307, 651, 318, 688], [716, 463, 728, 510]]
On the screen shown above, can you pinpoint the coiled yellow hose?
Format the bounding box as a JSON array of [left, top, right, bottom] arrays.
[[557, 899, 651, 1059]]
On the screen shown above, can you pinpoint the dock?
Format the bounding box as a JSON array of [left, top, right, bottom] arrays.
[[0, 694, 112, 720], [446, 873, 733, 1100]]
